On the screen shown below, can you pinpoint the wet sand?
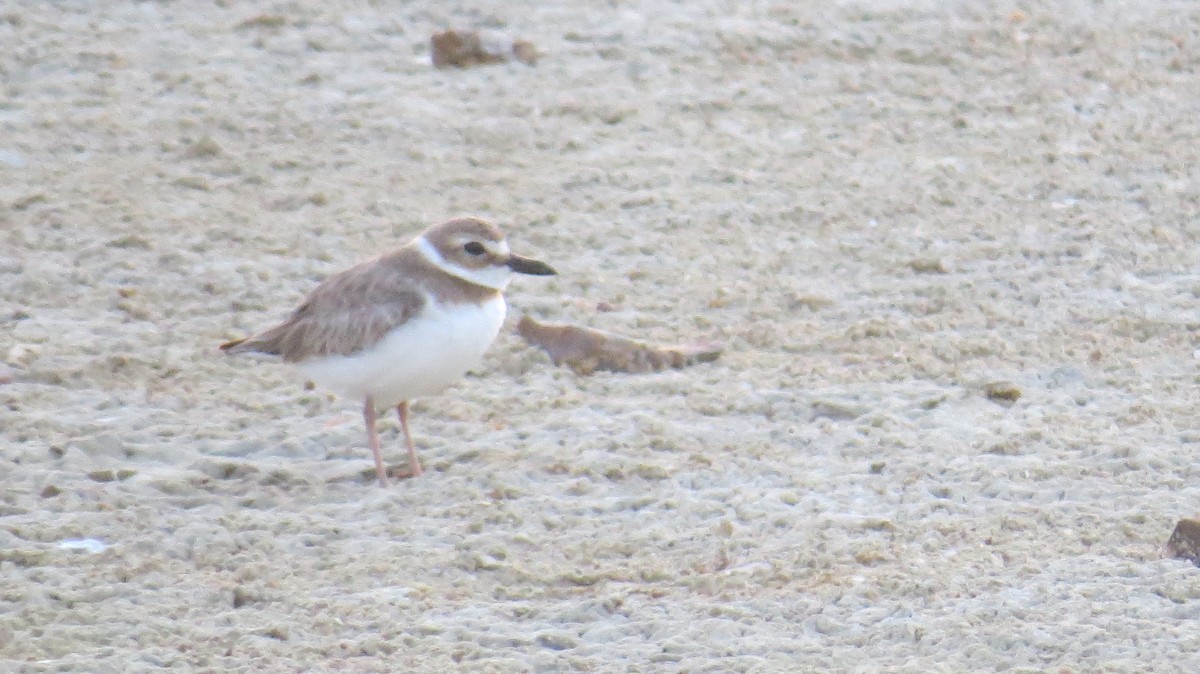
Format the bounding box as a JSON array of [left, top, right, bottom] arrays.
[[3, 1, 1200, 671]]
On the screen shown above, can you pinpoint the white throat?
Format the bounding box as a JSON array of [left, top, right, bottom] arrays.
[[416, 236, 513, 291]]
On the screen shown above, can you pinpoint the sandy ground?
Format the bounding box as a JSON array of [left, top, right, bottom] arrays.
[[3, 0, 1200, 671]]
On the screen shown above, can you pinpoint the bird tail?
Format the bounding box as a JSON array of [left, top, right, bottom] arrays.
[[220, 331, 285, 356], [219, 337, 249, 353]]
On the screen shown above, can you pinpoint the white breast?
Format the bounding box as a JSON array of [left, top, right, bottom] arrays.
[[296, 295, 507, 409]]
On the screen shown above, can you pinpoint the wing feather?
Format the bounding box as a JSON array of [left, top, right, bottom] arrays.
[[223, 256, 426, 362]]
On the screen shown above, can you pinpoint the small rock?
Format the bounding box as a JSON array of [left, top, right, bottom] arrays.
[[431, 30, 504, 68], [183, 135, 223, 159], [535, 631, 579, 651], [232, 586, 257, 608], [115, 298, 152, 320], [258, 626, 288, 641], [173, 175, 211, 191], [193, 459, 259, 480], [634, 464, 669, 480], [431, 30, 537, 68], [985, 440, 1022, 456], [1167, 518, 1200, 566], [88, 469, 117, 483], [108, 234, 151, 249], [512, 39, 538, 65], [236, 14, 286, 30], [40, 484, 62, 498], [910, 258, 948, 274], [984, 381, 1021, 405], [811, 400, 864, 420], [788, 294, 835, 311]]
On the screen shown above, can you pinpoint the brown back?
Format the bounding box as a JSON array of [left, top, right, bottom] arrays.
[[224, 245, 500, 362]]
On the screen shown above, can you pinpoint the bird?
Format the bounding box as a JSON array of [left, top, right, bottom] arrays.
[[220, 217, 557, 486]]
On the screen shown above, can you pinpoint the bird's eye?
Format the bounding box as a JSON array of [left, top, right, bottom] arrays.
[[463, 242, 486, 256]]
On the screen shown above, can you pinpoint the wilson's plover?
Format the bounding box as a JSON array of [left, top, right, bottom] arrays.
[[220, 217, 556, 486]]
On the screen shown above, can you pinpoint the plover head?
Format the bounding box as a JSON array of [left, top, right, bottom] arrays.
[[417, 217, 556, 290]]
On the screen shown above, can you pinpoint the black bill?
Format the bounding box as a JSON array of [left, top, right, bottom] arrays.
[[507, 254, 557, 276]]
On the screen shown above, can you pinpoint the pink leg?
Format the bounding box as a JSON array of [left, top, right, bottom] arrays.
[[363, 397, 388, 487], [397, 401, 423, 478]]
